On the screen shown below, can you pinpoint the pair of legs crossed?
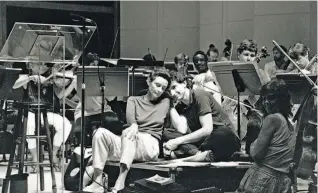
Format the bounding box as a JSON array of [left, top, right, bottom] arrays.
[[84, 128, 159, 193], [163, 125, 241, 162]]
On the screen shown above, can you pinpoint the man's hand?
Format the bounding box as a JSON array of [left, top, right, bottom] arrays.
[[164, 138, 181, 151], [122, 124, 138, 140]]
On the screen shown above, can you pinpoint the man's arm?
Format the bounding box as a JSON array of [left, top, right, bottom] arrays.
[[169, 107, 188, 134], [177, 113, 213, 144]]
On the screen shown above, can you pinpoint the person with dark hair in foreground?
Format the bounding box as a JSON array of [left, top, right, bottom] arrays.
[[163, 72, 240, 161], [83, 67, 171, 193], [236, 79, 296, 193]]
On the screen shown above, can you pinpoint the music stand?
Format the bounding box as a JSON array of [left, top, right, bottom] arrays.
[[0, 22, 97, 193], [276, 73, 317, 104], [209, 61, 264, 138], [76, 66, 129, 97]]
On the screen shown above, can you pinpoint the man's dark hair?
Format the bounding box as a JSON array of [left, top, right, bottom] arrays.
[[273, 45, 287, 53], [193, 51, 208, 62]]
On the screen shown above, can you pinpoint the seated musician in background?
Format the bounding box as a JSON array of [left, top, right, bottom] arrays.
[[236, 79, 296, 193], [192, 51, 222, 105], [83, 67, 171, 193], [206, 44, 219, 62], [171, 53, 194, 88], [163, 72, 240, 161], [286, 43, 317, 74], [12, 62, 72, 171], [264, 45, 288, 79]]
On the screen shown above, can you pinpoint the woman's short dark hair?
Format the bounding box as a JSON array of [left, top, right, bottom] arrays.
[[193, 51, 208, 62], [237, 39, 258, 55], [148, 67, 171, 88], [260, 79, 293, 118], [206, 44, 219, 56]]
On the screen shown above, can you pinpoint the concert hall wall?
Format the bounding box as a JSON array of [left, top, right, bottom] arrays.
[[120, 1, 317, 68]]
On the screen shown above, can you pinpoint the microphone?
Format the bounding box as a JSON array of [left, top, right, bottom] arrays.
[[70, 13, 93, 23]]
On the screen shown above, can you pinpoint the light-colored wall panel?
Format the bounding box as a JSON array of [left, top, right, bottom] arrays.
[[254, 13, 311, 67], [227, 20, 254, 57], [199, 24, 223, 54], [254, 1, 310, 15], [200, 1, 223, 25], [310, 1, 317, 54], [163, 1, 199, 28], [163, 27, 199, 61], [254, 14, 311, 52], [120, 29, 158, 58], [120, 1, 158, 30], [227, 1, 254, 21]]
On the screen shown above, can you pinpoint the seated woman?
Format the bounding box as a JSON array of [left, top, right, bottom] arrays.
[[236, 79, 296, 193], [83, 67, 171, 193], [163, 72, 240, 161]]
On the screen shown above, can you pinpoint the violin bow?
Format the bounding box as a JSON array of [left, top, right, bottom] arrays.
[[272, 40, 317, 87], [305, 54, 317, 70], [201, 84, 256, 110]]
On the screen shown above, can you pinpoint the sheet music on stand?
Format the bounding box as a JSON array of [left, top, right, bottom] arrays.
[[209, 61, 264, 96], [76, 66, 129, 97]]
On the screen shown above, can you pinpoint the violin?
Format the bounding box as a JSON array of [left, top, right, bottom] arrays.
[[255, 46, 270, 63]]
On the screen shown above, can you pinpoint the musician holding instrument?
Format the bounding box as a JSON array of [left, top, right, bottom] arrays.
[[12, 62, 72, 171], [286, 43, 317, 74], [264, 45, 288, 79], [236, 79, 296, 193]]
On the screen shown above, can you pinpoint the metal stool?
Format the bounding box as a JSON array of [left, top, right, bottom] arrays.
[[2, 102, 57, 193]]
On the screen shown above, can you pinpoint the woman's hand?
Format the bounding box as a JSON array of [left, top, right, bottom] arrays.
[[122, 124, 138, 140]]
